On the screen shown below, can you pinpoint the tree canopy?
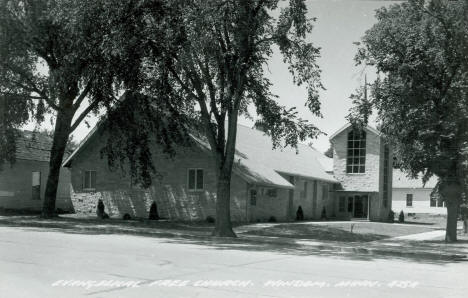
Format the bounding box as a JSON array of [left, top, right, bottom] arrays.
[[350, 0, 468, 241], [0, 0, 120, 216], [101, 0, 324, 236]]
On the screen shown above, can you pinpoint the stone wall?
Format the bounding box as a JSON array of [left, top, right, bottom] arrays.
[[331, 127, 381, 192]]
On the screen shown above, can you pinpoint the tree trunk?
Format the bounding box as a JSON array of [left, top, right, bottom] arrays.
[[41, 109, 73, 218], [445, 200, 459, 242], [440, 179, 461, 243], [212, 169, 236, 237], [463, 217, 467, 234]]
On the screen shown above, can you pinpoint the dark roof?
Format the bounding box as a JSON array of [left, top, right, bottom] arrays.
[[15, 130, 53, 162]]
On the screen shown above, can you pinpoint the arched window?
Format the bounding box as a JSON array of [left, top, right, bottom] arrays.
[[346, 130, 366, 173]]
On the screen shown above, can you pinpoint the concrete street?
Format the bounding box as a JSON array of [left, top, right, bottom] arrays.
[[0, 226, 467, 298]]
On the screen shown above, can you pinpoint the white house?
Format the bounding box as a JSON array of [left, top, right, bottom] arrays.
[[392, 169, 443, 214]]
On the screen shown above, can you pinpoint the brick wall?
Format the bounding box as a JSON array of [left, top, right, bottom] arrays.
[[0, 159, 72, 211]]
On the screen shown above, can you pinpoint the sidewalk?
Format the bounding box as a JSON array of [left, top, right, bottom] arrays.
[[390, 230, 446, 241], [0, 215, 466, 262]]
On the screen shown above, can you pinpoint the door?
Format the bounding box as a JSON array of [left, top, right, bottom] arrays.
[[352, 195, 369, 218]]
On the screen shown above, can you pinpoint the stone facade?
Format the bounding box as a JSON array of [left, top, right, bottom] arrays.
[[330, 125, 392, 221], [0, 159, 72, 212]]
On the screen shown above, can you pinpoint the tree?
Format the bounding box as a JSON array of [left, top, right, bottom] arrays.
[[349, 0, 468, 242], [0, 0, 119, 217], [103, 0, 324, 237]]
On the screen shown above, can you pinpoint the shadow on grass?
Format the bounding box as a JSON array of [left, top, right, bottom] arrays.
[[242, 223, 388, 242], [398, 221, 436, 226], [0, 215, 466, 265]]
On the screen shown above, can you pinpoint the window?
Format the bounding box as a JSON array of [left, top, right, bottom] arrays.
[[300, 181, 308, 198], [437, 200, 445, 208], [267, 188, 277, 197], [346, 130, 366, 173], [250, 189, 257, 206], [430, 196, 437, 207], [83, 170, 96, 190], [348, 197, 353, 212], [32, 171, 41, 200], [188, 169, 204, 190], [406, 194, 413, 207], [382, 145, 390, 207], [322, 184, 329, 201], [339, 197, 346, 212]]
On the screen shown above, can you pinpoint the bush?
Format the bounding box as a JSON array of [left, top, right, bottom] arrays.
[[388, 210, 395, 223], [96, 200, 108, 219], [148, 201, 159, 220], [296, 206, 304, 221], [321, 207, 327, 220], [268, 216, 277, 223], [206, 215, 215, 223], [123, 213, 132, 220], [398, 210, 405, 223]]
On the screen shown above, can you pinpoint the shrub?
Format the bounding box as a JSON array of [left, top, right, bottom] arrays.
[[148, 201, 159, 220], [296, 206, 304, 221], [321, 207, 327, 220], [206, 215, 215, 223], [388, 210, 395, 223], [268, 216, 277, 223], [398, 210, 405, 223], [96, 200, 106, 219], [123, 213, 132, 220]]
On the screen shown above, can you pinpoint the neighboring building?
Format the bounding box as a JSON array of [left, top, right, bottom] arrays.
[[329, 123, 392, 221], [63, 124, 338, 222], [392, 169, 442, 214], [0, 131, 72, 212]]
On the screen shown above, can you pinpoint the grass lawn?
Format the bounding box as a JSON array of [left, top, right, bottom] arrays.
[[402, 213, 447, 228], [242, 221, 441, 242]]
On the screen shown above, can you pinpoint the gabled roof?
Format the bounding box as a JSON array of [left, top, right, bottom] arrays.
[[62, 122, 102, 167], [234, 125, 337, 184], [15, 130, 53, 162], [329, 123, 380, 141], [393, 169, 438, 189], [63, 122, 337, 189]]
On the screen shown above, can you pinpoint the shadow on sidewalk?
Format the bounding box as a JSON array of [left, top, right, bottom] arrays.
[[0, 215, 466, 265]]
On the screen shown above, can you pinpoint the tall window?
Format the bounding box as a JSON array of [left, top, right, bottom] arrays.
[[382, 144, 390, 207], [188, 169, 204, 190], [322, 184, 329, 201], [300, 181, 308, 198], [32, 171, 41, 200], [83, 170, 96, 190], [339, 197, 346, 212], [346, 130, 366, 173], [430, 196, 437, 207], [406, 194, 413, 207]]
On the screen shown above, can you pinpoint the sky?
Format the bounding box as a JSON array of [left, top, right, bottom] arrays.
[[22, 0, 401, 154]]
